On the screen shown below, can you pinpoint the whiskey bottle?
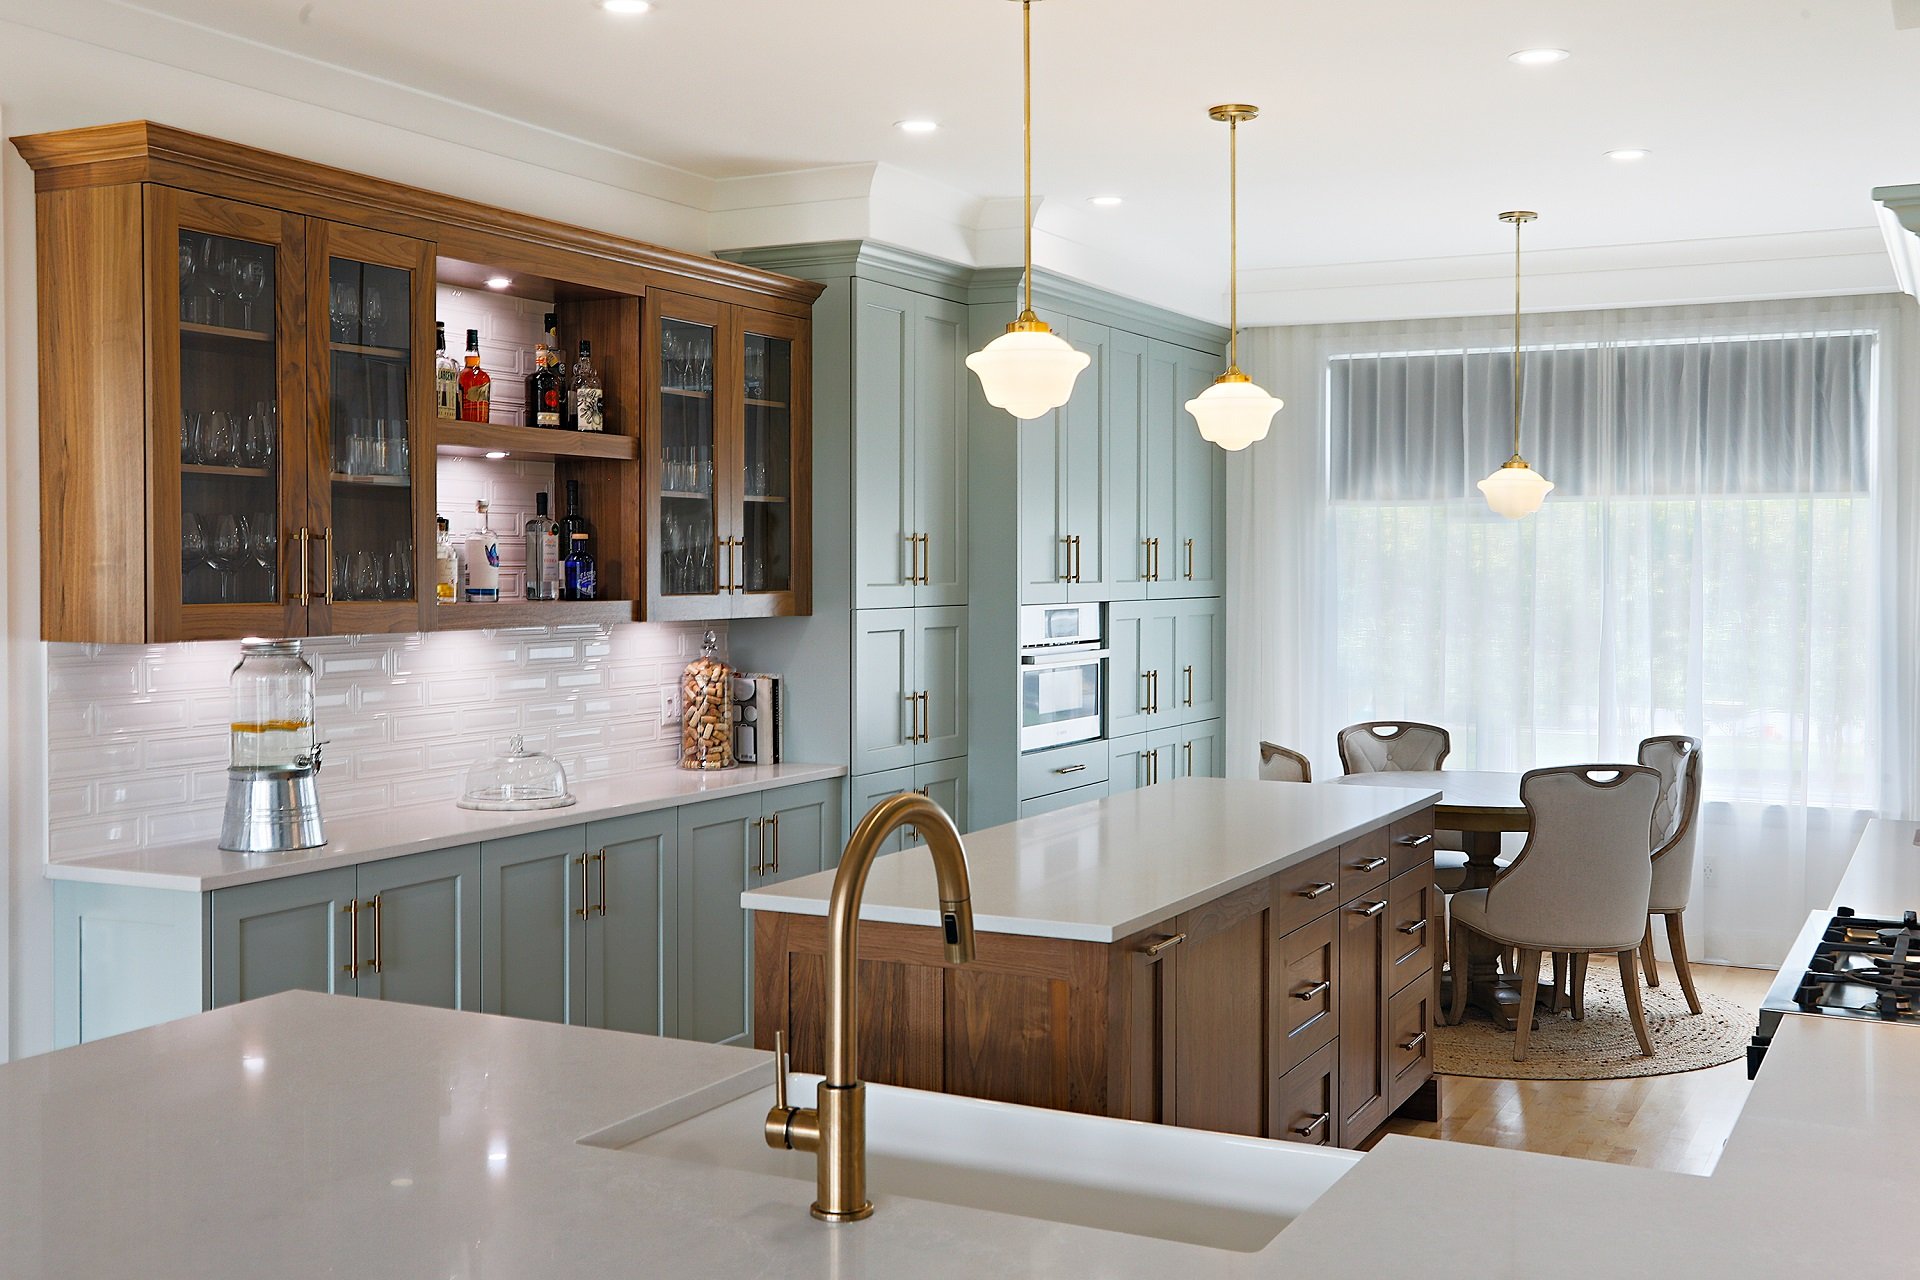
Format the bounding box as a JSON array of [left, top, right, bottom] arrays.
[[526, 313, 563, 429], [457, 329, 492, 424], [573, 340, 605, 432], [524, 492, 561, 600], [560, 478, 590, 552], [434, 322, 459, 421], [434, 515, 458, 604]]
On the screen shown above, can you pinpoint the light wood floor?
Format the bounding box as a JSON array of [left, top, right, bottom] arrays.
[[1368, 963, 1775, 1176]]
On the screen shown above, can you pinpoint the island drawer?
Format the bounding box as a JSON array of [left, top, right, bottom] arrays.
[[1270, 1040, 1340, 1147], [1273, 912, 1339, 1074], [1272, 847, 1344, 933], [1386, 979, 1436, 1112], [1386, 866, 1439, 994], [1018, 740, 1111, 800], [1389, 808, 1438, 877], [1338, 825, 1393, 902]]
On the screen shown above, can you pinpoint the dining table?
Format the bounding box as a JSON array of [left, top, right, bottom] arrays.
[[1328, 770, 1536, 1029]]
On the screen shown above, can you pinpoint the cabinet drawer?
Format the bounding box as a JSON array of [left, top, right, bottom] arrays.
[[1018, 781, 1107, 819], [1018, 740, 1112, 800], [1338, 826, 1392, 902], [1389, 808, 1438, 877], [1270, 1040, 1339, 1147], [1272, 847, 1343, 934], [1386, 979, 1435, 1112], [1272, 912, 1339, 1075], [1386, 866, 1439, 995]]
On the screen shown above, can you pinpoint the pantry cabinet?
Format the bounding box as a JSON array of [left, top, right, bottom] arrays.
[[1110, 597, 1219, 741], [851, 606, 969, 774], [847, 758, 971, 855]]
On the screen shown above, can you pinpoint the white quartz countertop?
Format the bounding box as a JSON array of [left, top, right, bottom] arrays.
[[45, 761, 846, 891], [741, 777, 1439, 942]]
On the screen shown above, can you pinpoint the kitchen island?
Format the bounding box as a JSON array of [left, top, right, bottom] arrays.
[[743, 777, 1444, 1147]]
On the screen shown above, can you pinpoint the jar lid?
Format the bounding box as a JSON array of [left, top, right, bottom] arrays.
[[456, 734, 577, 811], [240, 638, 302, 657]]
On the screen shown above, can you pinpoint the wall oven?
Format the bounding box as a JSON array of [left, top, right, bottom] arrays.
[[1019, 603, 1106, 753]]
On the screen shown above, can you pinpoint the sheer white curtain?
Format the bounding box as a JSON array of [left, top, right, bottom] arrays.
[[1226, 294, 1920, 966]]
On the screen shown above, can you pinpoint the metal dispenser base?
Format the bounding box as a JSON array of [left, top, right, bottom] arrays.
[[219, 767, 326, 854]]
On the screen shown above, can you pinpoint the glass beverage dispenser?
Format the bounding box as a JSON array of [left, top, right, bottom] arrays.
[[218, 639, 326, 852]]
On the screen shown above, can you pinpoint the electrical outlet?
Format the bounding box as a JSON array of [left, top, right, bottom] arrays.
[[660, 685, 679, 724]]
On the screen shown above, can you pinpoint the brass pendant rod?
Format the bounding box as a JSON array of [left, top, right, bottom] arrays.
[[1228, 112, 1239, 372], [1022, 0, 1033, 318], [1511, 213, 1522, 459]]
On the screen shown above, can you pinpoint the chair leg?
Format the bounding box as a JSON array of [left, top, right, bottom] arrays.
[[1569, 953, 1589, 1021], [1512, 948, 1542, 1062], [1640, 922, 1661, 988], [1448, 920, 1470, 1025], [1617, 949, 1655, 1057], [1663, 911, 1703, 1016], [1548, 952, 1568, 1014]]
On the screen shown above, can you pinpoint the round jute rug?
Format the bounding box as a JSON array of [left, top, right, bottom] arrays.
[[1433, 964, 1753, 1081]]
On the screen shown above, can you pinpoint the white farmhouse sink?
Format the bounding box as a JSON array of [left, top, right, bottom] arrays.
[[582, 1073, 1361, 1253]]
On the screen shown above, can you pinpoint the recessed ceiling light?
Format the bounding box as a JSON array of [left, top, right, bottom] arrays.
[[483, 450, 509, 460], [600, 1, 651, 14], [484, 276, 512, 290], [894, 119, 939, 134], [1605, 148, 1651, 162], [1088, 195, 1124, 207], [1509, 48, 1570, 65]]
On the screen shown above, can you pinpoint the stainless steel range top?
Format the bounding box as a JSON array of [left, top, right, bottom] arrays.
[[1752, 906, 1920, 1075]]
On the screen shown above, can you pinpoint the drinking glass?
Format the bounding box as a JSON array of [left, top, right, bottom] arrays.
[[178, 240, 199, 323], [663, 329, 683, 389], [239, 409, 268, 469], [181, 515, 207, 604], [251, 400, 277, 467], [189, 236, 221, 325], [330, 278, 359, 343], [203, 410, 237, 467], [362, 286, 386, 348], [212, 515, 243, 603], [250, 516, 278, 598], [231, 254, 267, 332], [180, 412, 197, 464], [352, 551, 378, 601], [369, 419, 389, 476]]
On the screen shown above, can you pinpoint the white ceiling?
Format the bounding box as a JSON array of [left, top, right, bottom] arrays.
[[18, 0, 1920, 323]]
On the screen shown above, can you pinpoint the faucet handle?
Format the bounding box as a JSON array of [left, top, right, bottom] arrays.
[[765, 1028, 821, 1154], [772, 1029, 789, 1112]]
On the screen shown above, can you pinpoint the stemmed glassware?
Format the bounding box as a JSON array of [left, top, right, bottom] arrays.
[[181, 515, 207, 603], [210, 515, 242, 603], [231, 254, 267, 332], [248, 516, 278, 599], [330, 277, 359, 343]]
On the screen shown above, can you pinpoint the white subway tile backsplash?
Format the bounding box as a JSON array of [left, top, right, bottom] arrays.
[[47, 620, 725, 859]]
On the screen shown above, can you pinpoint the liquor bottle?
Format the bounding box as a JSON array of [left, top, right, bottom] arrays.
[[457, 329, 492, 423], [573, 340, 605, 432], [560, 478, 590, 552], [526, 314, 563, 429], [523, 492, 561, 600], [434, 322, 459, 421], [462, 501, 500, 603], [433, 515, 458, 604], [563, 532, 596, 601]]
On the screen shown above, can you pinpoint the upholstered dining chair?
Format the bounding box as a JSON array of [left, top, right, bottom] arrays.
[[1258, 742, 1313, 783], [1336, 721, 1469, 895], [1446, 764, 1663, 1061], [1636, 735, 1705, 1015]]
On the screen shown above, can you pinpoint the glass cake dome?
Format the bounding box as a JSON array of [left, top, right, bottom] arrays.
[[457, 734, 576, 811]]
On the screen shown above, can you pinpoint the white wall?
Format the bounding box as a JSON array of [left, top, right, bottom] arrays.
[[0, 21, 733, 1059]]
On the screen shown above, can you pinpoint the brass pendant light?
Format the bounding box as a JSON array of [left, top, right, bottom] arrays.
[[965, 0, 1090, 420], [1185, 104, 1283, 451], [1477, 210, 1554, 518]]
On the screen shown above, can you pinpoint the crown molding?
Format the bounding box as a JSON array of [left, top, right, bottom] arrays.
[[1873, 183, 1920, 298]]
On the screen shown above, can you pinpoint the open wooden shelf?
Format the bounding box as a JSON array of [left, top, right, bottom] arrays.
[[181, 463, 272, 479], [430, 599, 636, 630], [432, 419, 639, 462], [180, 320, 271, 342], [661, 386, 712, 399], [330, 340, 410, 359], [330, 471, 411, 487], [660, 489, 714, 501]]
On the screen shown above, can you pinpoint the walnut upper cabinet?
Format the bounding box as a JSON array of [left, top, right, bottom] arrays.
[[14, 120, 822, 643]]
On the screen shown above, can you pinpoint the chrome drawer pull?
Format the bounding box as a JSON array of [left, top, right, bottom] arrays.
[[1355, 900, 1387, 917], [1141, 931, 1187, 957], [1293, 979, 1332, 1001], [1400, 1031, 1428, 1053], [1293, 1112, 1330, 1138], [1299, 881, 1336, 900], [1352, 856, 1389, 873], [1053, 763, 1088, 775], [1395, 833, 1433, 847], [1400, 918, 1428, 935]]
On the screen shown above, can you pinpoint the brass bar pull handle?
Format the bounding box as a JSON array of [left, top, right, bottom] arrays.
[[1400, 1031, 1429, 1053], [322, 528, 335, 603], [575, 855, 593, 918], [1184, 740, 1193, 775], [1300, 881, 1336, 900], [1396, 833, 1434, 848], [1353, 856, 1389, 873], [594, 850, 608, 916], [918, 691, 930, 743], [1141, 673, 1153, 716], [908, 533, 920, 586], [769, 813, 781, 874], [1151, 537, 1160, 582], [1185, 665, 1194, 708], [341, 899, 360, 978], [1293, 979, 1333, 1001], [1141, 931, 1187, 957], [732, 538, 744, 593], [1185, 537, 1195, 580], [1071, 534, 1082, 583], [1355, 900, 1388, 918], [369, 894, 383, 974], [713, 532, 725, 593], [1060, 535, 1073, 582], [749, 819, 765, 877], [1293, 1112, 1331, 1138], [918, 534, 930, 585], [1400, 918, 1429, 936], [1142, 537, 1153, 581], [295, 528, 312, 605], [903, 693, 918, 746], [1053, 763, 1088, 775]]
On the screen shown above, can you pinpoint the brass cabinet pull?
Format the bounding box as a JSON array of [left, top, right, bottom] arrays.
[[917, 691, 931, 743], [1299, 881, 1336, 900], [904, 693, 919, 745], [369, 894, 384, 974], [294, 528, 312, 604], [1395, 833, 1434, 848], [1293, 1112, 1331, 1138], [1152, 537, 1162, 582], [1070, 534, 1083, 583], [750, 819, 766, 876], [1059, 535, 1073, 582], [1184, 537, 1195, 580], [769, 813, 781, 875], [1141, 537, 1154, 581], [1053, 763, 1088, 775], [1141, 931, 1187, 957], [1352, 856, 1389, 873], [731, 537, 744, 593], [1400, 1031, 1429, 1053], [575, 854, 593, 918], [341, 899, 360, 978], [322, 528, 335, 603], [1184, 740, 1193, 776], [909, 533, 922, 586], [918, 534, 930, 585], [1293, 979, 1333, 1001], [1184, 665, 1194, 708], [593, 849, 608, 916], [1400, 918, 1428, 936], [713, 533, 725, 593], [1355, 900, 1388, 917]]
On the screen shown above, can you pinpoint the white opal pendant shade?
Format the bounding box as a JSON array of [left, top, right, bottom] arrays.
[[1477, 459, 1555, 519], [966, 326, 1092, 421], [1185, 376, 1283, 451]]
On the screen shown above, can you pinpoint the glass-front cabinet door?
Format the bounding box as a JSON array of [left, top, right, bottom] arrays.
[[147, 188, 307, 641], [646, 293, 728, 620], [732, 310, 808, 617], [308, 221, 432, 634]]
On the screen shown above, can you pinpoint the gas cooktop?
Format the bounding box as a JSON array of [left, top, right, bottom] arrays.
[[1752, 907, 1920, 1075]]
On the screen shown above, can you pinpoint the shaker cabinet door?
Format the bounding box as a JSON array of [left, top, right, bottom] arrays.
[[914, 606, 969, 764], [588, 811, 674, 1038], [675, 795, 762, 1045], [852, 281, 918, 610], [912, 295, 971, 607], [852, 608, 918, 774], [753, 780, 841, 887], [1166, 345, 1226, 599], [209, 867, 359, 1006], [1102, 328, 1152, 602], [1060, 316, 1111, 603], [1174, 598, 1223, 725], [352, 845, 481, 1011], [1018, 401, 1071, 605], [481, 827, 587, 1026]]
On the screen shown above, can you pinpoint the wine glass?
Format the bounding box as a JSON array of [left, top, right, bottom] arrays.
[[239, 408, 268, 469], [186, 236, 219, 325], [362, 285, 386, 348], [231, 254, 267, 332], [252, 401, 277, 467], [352, 550, 378, 601], [180, 412, 197, 464], [330, 277, 359, 343], [177, 240, 199, 323], [204, 410, 237, 467], [199, 237, 229, 328], [212, 514, 243, 603], [250, 516, 278, 598], [180, 515, 207, 602]]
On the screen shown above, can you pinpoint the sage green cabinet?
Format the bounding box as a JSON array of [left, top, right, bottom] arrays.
[[1104, 328, 1152, 601], [853, 280, 969, 610], [1019, 781, 1107, 817], [1110, 719, 1224, 795], [589, 813, 675, 1035], [852, 605, 968, 773], [1146, 341, 1225, 599], [1173, 597, 1223, 724], [1019, 316, 1125, 604], [210, 845, 479, 1011], [1109, 600, 1179, 739], [848, 757, 969, 854], [1180, 718, 1225, 781]]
